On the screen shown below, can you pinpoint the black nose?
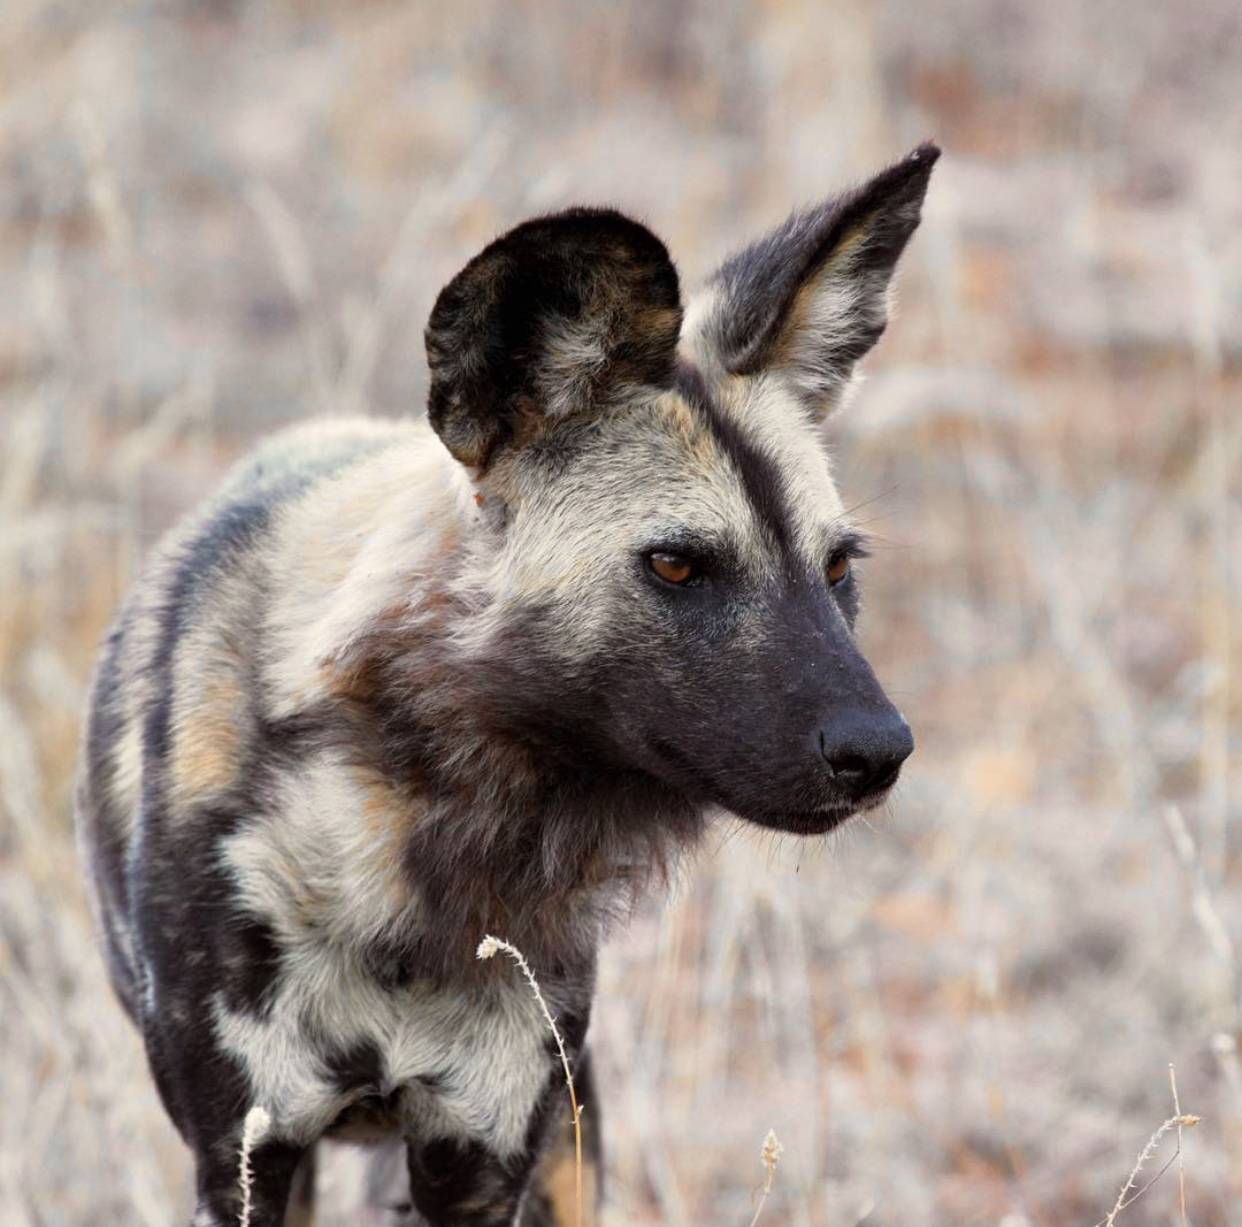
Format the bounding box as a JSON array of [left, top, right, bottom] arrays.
[[817, 711, 914, 799]]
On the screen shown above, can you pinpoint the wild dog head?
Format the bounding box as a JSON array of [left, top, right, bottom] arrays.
[[426, 146, 938, 834]]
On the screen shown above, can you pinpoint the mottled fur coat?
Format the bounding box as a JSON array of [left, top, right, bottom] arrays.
[[77, 144, 937, 1226]]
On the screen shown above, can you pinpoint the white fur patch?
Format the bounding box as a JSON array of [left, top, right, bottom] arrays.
[[211, 934, 558, 1156], [223, 751, 418, 949], [259, 420, 476, 719]]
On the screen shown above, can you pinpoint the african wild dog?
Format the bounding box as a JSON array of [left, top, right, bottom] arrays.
[[77, 143, 938, 1226]]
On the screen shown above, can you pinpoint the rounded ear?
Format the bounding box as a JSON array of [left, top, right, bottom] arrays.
[[425, 208, 682, 469]]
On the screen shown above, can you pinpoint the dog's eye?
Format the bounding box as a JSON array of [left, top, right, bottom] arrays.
[[827, 554, 852, 586], [648, 552, 698, 586]]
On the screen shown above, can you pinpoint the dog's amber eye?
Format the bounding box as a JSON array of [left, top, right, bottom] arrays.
[[649, 552, 697, 585], [827, 555, 851, 586]]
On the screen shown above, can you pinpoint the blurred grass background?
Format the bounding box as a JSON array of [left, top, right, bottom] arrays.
[[1, 1, 1239, 1224]]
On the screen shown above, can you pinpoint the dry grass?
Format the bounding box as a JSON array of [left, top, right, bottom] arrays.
[[478, 935, 586, 1227], [747, 1130, 784, 1227], [1, 1, 1239, 1224], [239, 1107, 273, 1227], [1094, 1068, 1198, 1227]]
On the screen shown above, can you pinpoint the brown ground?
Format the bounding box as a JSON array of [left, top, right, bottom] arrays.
[[1, 2, 1239, 1224]]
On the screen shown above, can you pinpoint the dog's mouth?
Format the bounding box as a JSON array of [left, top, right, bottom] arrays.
[[745, 803, 857, 836], [739, 778, 899, 835], [759, 808, 855, 835]]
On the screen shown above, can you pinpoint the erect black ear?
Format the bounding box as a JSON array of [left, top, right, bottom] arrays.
[[425, 208, 682, 468], [686, 143, 940, 418]]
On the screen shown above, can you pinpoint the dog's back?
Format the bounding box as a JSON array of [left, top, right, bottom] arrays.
[[77, 418, 441, 1013]]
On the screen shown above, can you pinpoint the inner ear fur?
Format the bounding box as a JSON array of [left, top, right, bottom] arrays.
[[698, 142, 940, 415], [425, 208, 682, 469]]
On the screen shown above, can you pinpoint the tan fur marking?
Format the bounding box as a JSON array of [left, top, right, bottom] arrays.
[[660, 392, 718, 468], [635, 301, 682, 349], [766, 220, 869, 388], [353, 764, 422, 914], [170, 674, 245, 804], [109, 718, 144, 831], [538, 1139, 599, 1226]]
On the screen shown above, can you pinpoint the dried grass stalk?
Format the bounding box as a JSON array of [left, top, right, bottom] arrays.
[[478, 935, 585, 1227]]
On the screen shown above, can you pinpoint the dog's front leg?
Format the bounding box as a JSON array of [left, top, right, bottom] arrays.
[[406, 1135, 538, 1227], [188, 1131, 308, 1227]]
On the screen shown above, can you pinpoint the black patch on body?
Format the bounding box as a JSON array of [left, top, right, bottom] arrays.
[[134, 489, 282, 1012], [130, 804, 273, 1145], [325, 1037, 386, 1096], [220, 912, 284, 1017], [77, 615, 141, 1016], [146, 495, 277, 753], [82, 622, 129, 848]]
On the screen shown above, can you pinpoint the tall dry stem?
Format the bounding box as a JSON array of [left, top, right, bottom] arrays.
[[1095, 1069, 1199, 1227], [238, 1105, 271, 1227], [746, 1128, 782, 1227], [477, 935, 584, 1227]]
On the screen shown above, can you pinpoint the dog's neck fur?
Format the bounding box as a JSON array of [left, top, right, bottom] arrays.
[[315, 529, 704, 984]]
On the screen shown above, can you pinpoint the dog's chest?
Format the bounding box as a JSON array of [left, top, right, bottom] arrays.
[[211, 937, 556, 1156]]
